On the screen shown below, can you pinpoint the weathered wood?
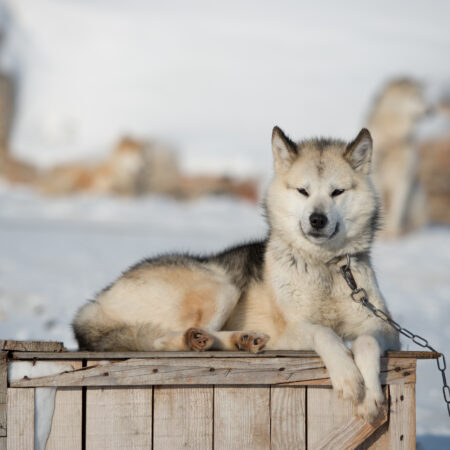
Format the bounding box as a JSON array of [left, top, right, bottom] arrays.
[[9, 349, 440, 360], [279, 358, 415, 387], [270, 386, 306, 449], [386, 350, 440, 360], [9, 357, 416, 388], [85, 386, 152, 449], [0, 353, 7, 437], [307, 386, 388, 449], [0, 436, 5, 450], [214, 386, 270, 450], [43, 363, 83, 449], [357, 421, 389, 449], [1, 347, 423, 449], [7, 388, 34, 450], [384, 384, 416, 449], [1, 340, 65, 353], [45, 387, 83, 450], [11, 350, 317, 360], [153, 386, 212, 449]]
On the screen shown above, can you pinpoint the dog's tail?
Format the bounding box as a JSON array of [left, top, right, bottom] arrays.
[[72, 302, 163, 351]]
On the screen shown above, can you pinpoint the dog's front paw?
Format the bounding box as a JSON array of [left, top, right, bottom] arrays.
[[329, 359, 365, 403], [356, 388, 386, 424], [185, 328, 214, 351], [232, 331, 270, 353]]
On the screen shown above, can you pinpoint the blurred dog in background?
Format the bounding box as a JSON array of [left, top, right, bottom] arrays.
[[367, 79, 430, 237], [36, 137, 259, 202]]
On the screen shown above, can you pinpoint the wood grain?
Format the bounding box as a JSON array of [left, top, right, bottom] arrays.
[[307, 386, 388, 449], [9, 357, 416, 388], [85, 386, 152, 450], [9, 349, 439, 360], [214, 386, 270, 450], [384, 384, 416, 449], [153, 386, 213, 449], [0, 353, 6, 437], [45, 387, 82, 450], [7, 388, 34, 450], [1, 340, 65, 352], [270, 386, 306, 449]]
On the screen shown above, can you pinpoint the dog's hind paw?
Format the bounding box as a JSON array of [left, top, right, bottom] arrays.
[[232, 331, 270, 353], [185, 328, 214, 351]]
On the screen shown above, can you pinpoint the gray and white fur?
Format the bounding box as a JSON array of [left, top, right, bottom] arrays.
[[73, 126, 400, 422]]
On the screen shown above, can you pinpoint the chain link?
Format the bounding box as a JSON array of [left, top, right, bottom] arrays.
[[340, 254, 450, 418]]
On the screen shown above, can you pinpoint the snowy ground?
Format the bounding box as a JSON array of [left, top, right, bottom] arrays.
[[0, 183, 449, 444], [0, 2, 449, 445], [1, 0, 450, 173]]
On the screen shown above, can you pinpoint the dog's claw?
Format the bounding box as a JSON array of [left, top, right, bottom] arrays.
[[356, 389, 386, 424], [233, 332, 270, 353], [185, 327, 214, 351]]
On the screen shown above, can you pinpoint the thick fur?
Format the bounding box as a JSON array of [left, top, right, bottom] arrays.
[[73, 126, 400, 422], [367, 79, 429, 236]]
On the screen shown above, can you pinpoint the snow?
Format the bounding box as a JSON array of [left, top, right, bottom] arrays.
[[0, 183, 449, 441], [0, 0, 449, 445], [1, 0, 450, 174]]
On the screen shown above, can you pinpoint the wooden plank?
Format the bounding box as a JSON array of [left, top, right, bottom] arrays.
[[45, 388, 82, 450], [7, 388, 34, 450], [307, 386, 388, 449], [214, 386, 270, 450], [10, 357, 416, 387], [85, 386, 152, 449], [0, 437, 5, 450], [270, 386, 306, 449], [10, 349, 439, 360], [280, 358, 415, 387], [356, 422, 389, 449], [44, 363, 83, 449], [383, 384, 416, 449], [11, 350, 321, 360], [1, 340, 65, 352], [0, 353, 7, 437], [386, 350, 440, 360], [27, 360, 82, 450], [153, 386, 212, 449]]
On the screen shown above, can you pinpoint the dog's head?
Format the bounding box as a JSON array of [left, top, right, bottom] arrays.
[[266, 126, 379, 257]]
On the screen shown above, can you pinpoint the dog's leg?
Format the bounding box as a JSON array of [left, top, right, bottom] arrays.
[[352, 335, 383, 423], [152, 280, 245, 351], [311, 325, 365, 403], [278, 323, 364, 403], [154, 328, 215, 351], [385, 148, 416, 236], [352, 327, 400, 423], [210, 331, 270, 353], [154, 329, 270, 353]]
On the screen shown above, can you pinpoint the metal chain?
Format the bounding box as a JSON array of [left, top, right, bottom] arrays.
[[340, 254, 450, 418]]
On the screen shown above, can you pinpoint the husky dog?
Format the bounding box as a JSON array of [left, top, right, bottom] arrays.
[[73, 127, 400, 422], [367, 79, 430, 236]]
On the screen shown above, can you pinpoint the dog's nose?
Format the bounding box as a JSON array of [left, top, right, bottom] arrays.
[[309, 212, 328, 230]]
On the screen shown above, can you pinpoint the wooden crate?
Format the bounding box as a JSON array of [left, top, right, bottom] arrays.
[[0, 340, 437, 450]]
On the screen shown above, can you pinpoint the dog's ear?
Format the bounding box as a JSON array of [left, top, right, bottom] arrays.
[[344, 128, 372, 173], [272, 126, 298, 172]]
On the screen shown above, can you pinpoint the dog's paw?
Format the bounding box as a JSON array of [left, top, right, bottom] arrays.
[[329, 360, 365, 403], [356, 389, 386, 424], [232, 332, 270, 353], [185, 328, 214, 351]]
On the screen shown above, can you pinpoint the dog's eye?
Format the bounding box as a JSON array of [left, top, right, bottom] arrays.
[[331, 189, 345, 197], [297, 188, 309, 197]]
